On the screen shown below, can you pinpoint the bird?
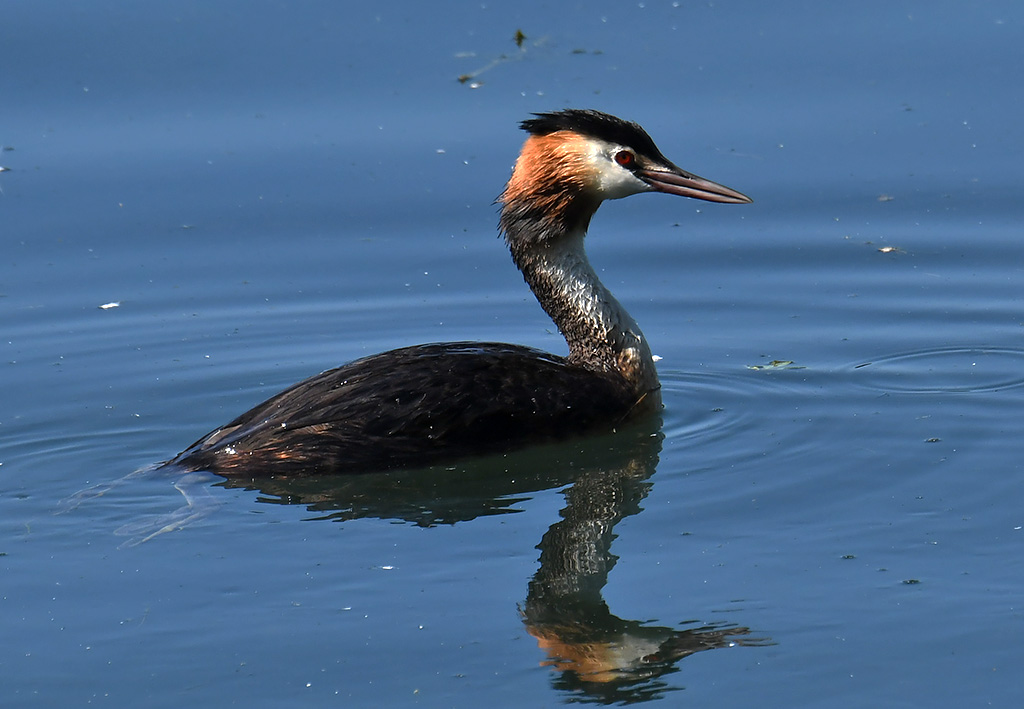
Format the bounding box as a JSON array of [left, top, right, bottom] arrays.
[[164, 109, 751, 476]]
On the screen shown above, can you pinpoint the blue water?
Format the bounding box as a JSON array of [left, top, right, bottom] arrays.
[[3, 1, 1023, 706]]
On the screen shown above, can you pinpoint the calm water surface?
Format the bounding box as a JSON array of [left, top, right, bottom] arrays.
[[3, 2, 1023, 706]]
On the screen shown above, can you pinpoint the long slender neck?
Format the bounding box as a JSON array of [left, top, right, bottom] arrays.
[[503, 214, 660, 401]]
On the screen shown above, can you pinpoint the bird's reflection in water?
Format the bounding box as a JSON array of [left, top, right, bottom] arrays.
[[521, 436, 766, 701], [63, 419, 770, 700], [218, 419, 771, 700]]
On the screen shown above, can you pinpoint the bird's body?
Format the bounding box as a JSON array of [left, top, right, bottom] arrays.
[[167, 110, 750, 476], [169, 342, 637, 476]]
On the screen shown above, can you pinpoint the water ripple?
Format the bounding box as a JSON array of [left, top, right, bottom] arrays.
[[658, 368, 783, 446], [849, 346, 1024, 394]]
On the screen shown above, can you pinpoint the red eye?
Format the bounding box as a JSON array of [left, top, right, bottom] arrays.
[[614, 150, 635, 167]]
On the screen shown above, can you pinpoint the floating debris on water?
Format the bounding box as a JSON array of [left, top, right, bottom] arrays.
[[747, 359, 805, 370], [457, 28, 536, 86]]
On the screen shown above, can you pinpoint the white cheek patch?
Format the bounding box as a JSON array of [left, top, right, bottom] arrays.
[[599, 167, 649, 200], [584, 141, 651, 200]]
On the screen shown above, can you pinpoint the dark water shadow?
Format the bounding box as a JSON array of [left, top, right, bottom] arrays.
[[217, 421, 651, 526]]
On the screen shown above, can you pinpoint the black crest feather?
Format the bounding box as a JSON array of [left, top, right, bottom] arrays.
[[520, 109, 668, 162]]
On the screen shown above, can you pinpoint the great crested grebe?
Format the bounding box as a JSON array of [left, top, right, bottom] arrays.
[[166, 109, 750, 476]]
